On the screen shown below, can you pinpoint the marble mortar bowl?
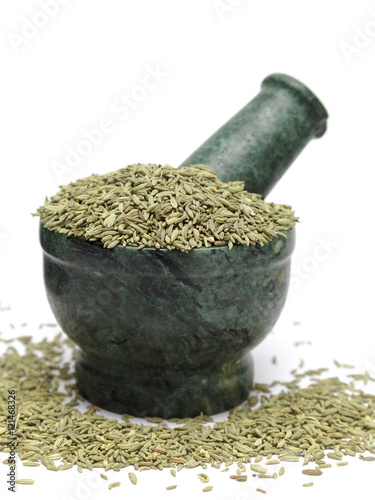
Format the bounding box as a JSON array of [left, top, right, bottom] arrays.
[[40, 223, 295, 418], [39, 73, 327, 418]]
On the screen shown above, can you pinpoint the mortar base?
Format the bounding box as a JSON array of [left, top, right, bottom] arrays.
[[75, 351, 254, 418]]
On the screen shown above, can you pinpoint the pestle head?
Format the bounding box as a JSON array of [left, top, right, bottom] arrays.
[[262, 74, 328, 138], [180, 73, 328, 197]]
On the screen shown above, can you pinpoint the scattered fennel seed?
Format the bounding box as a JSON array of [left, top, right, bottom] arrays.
[[128, 473, 137, 485], [0, 324, 374, 490], [15, 479, 34, 485], [108, 482, 121, 490]]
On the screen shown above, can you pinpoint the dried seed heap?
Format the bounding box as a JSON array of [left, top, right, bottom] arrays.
[[1, 328, 375, 492], [34, 164, 297, 252]]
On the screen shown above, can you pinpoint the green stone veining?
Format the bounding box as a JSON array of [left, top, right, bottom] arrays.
[[38, 73, 327, 417]]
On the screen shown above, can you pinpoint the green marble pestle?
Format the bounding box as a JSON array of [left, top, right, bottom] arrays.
[[180, 73, 327, 197], [39, 74, 328, 418]]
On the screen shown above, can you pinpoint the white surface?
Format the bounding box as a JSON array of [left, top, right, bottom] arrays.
[[1, 1, 375, 499]]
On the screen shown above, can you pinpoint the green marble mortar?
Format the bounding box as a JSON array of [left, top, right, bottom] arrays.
[[40, 74, 328, 418]]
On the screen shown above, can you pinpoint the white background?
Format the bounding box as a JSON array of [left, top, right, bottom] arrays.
[[1, 1, 375, 499]]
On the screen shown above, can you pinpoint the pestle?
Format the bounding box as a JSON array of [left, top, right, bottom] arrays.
[[39, 74, 329, 418], [180, 73, 328, 197]]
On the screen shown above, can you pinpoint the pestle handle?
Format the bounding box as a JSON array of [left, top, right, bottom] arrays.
[[179, 73, 328, 197]]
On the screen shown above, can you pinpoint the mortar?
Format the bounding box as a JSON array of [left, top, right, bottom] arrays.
[[39, 74, 328, 418]]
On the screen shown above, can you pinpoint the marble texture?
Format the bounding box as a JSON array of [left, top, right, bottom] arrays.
[[180, 73, 328, 197], [39, 73, 328, 417], [41, 224, 295, 417]]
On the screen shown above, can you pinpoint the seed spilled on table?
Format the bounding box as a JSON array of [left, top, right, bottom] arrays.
[[1, 325, 375, 492]]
